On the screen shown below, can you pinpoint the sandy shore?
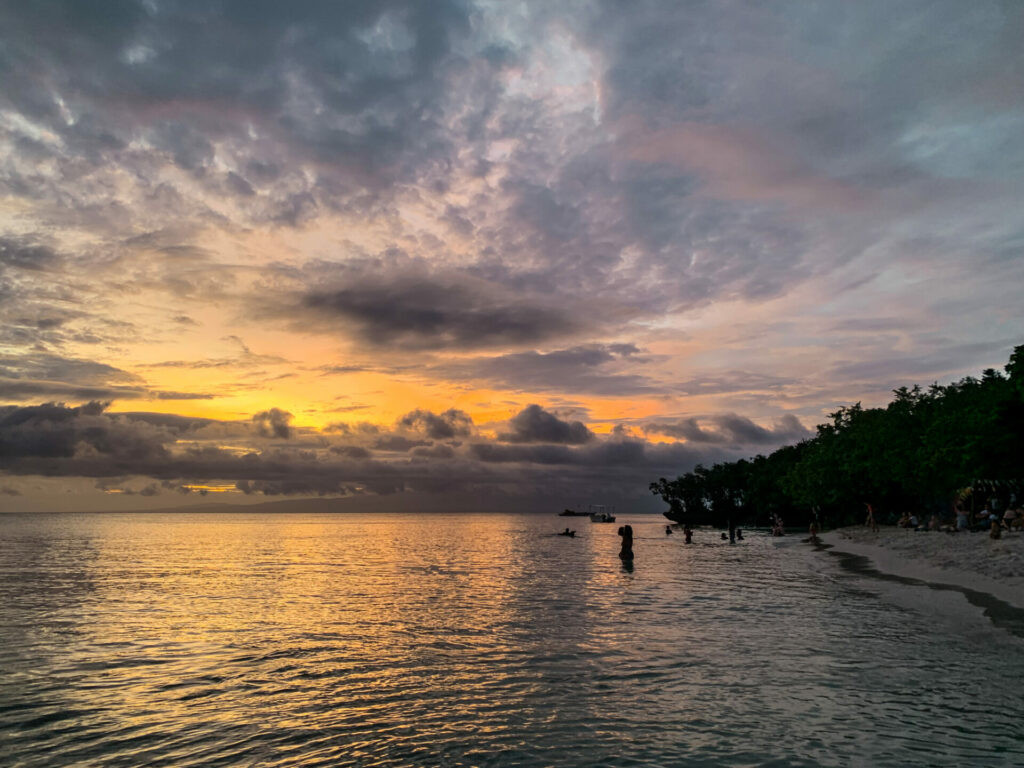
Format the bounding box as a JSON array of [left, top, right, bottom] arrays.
[[820, 525, 1024, 610]]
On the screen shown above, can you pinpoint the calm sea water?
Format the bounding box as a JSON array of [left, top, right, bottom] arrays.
[[1, 511, 1022, 767]]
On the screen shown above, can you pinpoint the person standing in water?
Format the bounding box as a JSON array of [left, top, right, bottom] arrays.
[[618, 524, 634, 561]]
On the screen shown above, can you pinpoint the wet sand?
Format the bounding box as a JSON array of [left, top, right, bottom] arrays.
[[820, 525, 1024, 611]]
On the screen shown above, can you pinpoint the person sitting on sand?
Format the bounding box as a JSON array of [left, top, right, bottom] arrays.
[[1003, 507, 1017, 533], [898, 512, 911, 529]]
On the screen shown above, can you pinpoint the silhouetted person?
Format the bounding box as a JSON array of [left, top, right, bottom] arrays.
[[666, 525, 673, 535], [683, 524, 693, 544], [728, 519, 736, 544], [618, 524, 634, 562], [735, 529, 743, 541], [721, 532, 728, 540], [864, 502, 878, 532]]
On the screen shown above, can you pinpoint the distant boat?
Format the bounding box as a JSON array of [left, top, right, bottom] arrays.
[[559, 508, 590, 516], [588, 504, 616, 523]]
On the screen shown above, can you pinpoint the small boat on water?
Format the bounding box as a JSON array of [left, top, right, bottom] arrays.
[[588, 505, 616, 523], [559, 508, 590, 517]]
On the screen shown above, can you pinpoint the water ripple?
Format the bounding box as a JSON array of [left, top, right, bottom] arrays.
[[1, 512, 1022, 767]]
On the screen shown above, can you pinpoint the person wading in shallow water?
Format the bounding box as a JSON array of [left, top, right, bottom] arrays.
[[618, 525, 634, 562]]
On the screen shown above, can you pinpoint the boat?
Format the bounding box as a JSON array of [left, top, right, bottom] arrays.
[[559, 508, 590, 516], [588, 504, 616, 523]]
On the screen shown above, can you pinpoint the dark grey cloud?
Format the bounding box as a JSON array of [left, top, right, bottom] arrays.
[[0, 237, 61, 272], [252, 408, 293, 439], [0, 354, 214, 403], [329, 445, 372, 460], [0, 401, 168, 461], [412, 444, 455, 459], [297, 274, 580, 351], [645, 413, 811, 447], [373, 435, 431, 452], [0, 378, 144, 402], [398, 408, 472, 440], [469, 438, 705, 471], [499, 405, 594, 445], [0, 353, 138, 387], [0, 401, 736, 506]]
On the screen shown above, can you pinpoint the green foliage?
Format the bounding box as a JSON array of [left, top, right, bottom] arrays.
[[651, 345, 1024, 528]]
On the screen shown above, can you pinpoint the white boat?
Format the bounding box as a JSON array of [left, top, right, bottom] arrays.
[[588, 504, 616, 523]]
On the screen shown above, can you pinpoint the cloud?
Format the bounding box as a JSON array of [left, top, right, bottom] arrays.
[[0, 237, 61, 272], [0, 401, 739, 505], [0, 401, 168, 461], [0, 354, 139, 388], [252, 408, 293, 439], [436, 344, 658, 395], [645, 413, 811, 447], [499, 404, 594, 444], [0, 353, 214, 402], [621, 120, 868, 211], [1, 1, 1022, 512], [672, 371, 796, 397], [329, 445, 372, 459], [398, 408, 473, 440], [295, 272, 581, 351], [373, 435, 432, 452]]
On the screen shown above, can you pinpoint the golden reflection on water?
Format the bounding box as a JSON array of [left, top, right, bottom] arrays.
[[43, 512, 642, 748], [6, 512, 1022, 767]]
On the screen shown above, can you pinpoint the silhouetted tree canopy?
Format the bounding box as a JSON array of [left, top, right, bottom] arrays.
[[652, 345, 1024, 529]]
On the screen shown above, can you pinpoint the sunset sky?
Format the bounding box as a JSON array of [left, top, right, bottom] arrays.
[[1, 1, 1021, 511]]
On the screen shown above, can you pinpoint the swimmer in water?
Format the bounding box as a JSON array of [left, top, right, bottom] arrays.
[[618, 524, 634, 561]]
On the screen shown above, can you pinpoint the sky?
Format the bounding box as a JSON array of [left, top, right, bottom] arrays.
[[1, 0, 1022, 512]]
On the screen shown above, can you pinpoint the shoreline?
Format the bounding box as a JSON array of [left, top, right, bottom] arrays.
[[819, 525, 1024, 611]]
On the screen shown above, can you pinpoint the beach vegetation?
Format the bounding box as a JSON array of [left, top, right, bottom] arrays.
[[652, 345, 1024, 529]]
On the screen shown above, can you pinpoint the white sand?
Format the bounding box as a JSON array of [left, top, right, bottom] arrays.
[[820, 525, 1024, 611]]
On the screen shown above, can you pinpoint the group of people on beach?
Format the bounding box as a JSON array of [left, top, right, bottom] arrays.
[[867, 493, 1023, 539]]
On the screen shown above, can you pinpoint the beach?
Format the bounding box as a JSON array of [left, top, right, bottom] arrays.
[[821, 525, 1024, 610]]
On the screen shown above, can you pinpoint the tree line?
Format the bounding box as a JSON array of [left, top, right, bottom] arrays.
[[651, 345, 1024, 530]]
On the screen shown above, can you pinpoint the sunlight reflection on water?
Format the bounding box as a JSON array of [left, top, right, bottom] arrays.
[[1, 511, 1022, 767]]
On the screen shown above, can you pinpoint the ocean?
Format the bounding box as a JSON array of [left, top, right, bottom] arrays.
[[1, 511, 1022, 767]]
